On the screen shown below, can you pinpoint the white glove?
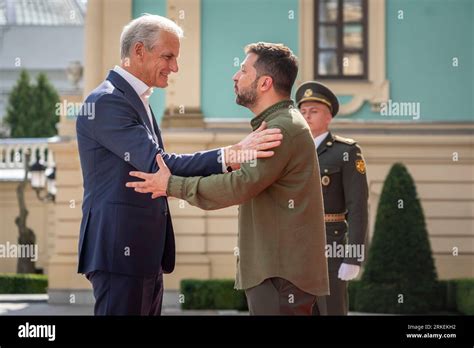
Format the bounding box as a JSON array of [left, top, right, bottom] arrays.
[[337, 263, 360, 281]]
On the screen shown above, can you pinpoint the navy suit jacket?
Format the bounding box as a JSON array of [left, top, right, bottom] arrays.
[[76, 70, 222, 276]]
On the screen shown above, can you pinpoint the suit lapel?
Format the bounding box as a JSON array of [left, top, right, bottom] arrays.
[[106, 70, 154, 133], [149, 107, 169, 208], [317, 132, 333, 156], [150, 107, 163, 148]]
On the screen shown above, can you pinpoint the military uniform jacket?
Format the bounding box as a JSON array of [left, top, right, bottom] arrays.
[[317, 132, 369, 269]]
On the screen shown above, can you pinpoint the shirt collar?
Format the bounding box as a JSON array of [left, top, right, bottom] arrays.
[[113, 65, 153, 99], [314, 131, 329, 148], [250, 99, 294, 131]]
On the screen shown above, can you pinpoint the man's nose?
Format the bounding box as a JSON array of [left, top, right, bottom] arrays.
[[170, 59, 179, 73], [232, 71, 239, 81]]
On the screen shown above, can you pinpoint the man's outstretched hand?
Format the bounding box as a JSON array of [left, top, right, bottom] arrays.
[[225, 121, 283, 170], [126, 154, 170, 199], [126, 121, 282, 198]]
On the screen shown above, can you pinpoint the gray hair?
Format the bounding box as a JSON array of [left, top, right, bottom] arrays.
[[120, 14, 183, 60]]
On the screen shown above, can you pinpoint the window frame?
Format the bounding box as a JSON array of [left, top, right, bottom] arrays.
[[314, 0, 369, 80]]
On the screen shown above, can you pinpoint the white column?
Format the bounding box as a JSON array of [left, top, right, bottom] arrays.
[[162, 0, 205, 128]]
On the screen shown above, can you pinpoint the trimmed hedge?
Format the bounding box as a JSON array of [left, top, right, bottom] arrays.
[[181, 278, 474, 314], [436, 280, 458, 312], [353, 282, 439, 314], [0, 274, 48, 294], [180, 279, 248, 311], [349, 279, 473, 315], [454, 279, 474, 315], [359, 163, 438, 314], [348, 280, 363, 312]]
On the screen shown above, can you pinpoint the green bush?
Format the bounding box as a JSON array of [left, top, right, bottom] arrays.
[[348, 280, 362, 311], [0, 273, 48, 294], [349, 278, 473, 314], [354, 282, 439, 314], [358, 163, 438, 314], [436, 280, 458, 312], [180, 279, 248, 311], [4, 70, 60, 138], [445, 280, 458, 311], [454, 279, 474, 315], [180, 277, 474, 313]]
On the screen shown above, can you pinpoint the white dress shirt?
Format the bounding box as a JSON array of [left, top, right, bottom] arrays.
[[113, 65, 227, 172], [314, 131, 329, 149], [113, 65, 156, 136]]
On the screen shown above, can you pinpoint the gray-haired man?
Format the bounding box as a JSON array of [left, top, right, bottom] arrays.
[[76, 14, 283, 315]]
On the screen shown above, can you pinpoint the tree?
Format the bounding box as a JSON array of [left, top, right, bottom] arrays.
[[4, 70, 34, 138], [31, 73, 60, 137], [4, 70, 60, 138], [355, 163, 438, 314]]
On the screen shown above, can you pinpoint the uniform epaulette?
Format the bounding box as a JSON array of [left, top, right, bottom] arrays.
[[334, 135, 357, 145]]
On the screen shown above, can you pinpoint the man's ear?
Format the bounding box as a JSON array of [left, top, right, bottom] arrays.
[[260, 76, 273, 92], [324, 112, 333, 125], [134, 41, 145, 60]]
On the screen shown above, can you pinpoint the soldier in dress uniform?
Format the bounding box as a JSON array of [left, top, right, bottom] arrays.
[[295, 81, 369, 315]]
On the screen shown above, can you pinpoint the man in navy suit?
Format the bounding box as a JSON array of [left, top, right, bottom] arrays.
[[76, 14, 282, 315]]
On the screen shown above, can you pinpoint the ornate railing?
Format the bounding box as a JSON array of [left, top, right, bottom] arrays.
[[0, 137, 57, 170]]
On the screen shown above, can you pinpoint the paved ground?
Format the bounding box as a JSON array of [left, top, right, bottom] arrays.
[[0, 294, 247, 315], [0, 302, 94, 315], [0, 302, 252, 315], [0, 294, 380, 316]]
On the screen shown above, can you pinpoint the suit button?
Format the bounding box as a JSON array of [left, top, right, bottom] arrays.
[[334, 230, 339, 235], [324, 169, 328, 173]]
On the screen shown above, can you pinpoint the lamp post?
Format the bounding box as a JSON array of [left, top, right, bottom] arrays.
[[15, 149, 56, 273], [16, 149, 36, 273], [29, 156, 56, 202]]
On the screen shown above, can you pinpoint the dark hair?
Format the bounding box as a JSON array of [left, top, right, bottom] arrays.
[[244, 42, 298, 96]]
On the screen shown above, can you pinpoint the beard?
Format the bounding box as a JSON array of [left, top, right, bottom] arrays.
[[235, 79, 259, 108]]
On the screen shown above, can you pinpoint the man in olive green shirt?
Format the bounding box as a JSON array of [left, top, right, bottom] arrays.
[[127, 43, 329, 315]]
